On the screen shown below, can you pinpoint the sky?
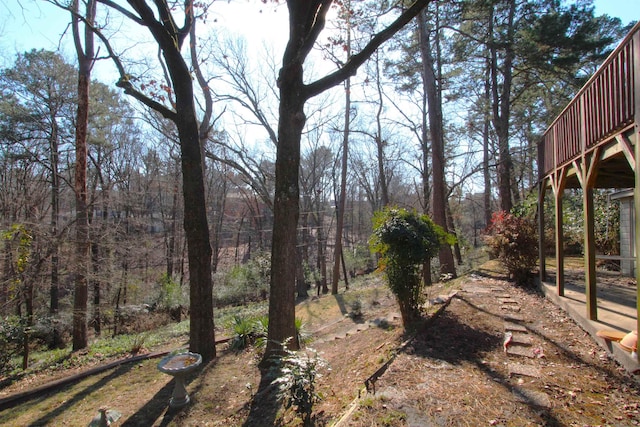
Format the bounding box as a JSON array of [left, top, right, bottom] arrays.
[[0, 1, 290, 82], [1, 0, 638, 58], [0, 0, 638, 82]]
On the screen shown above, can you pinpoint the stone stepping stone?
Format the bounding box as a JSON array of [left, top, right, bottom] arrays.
[[501, 305, 521, 312], [508, 363, 541, 378], [511, 333, 532, 345], [505, 322, 528, 332], [512, 387, 551, 408], [503, 314, 525, 322], [499, 298, 519, 305], [462, 286, 492, 294], [506, 346, 534, 358]]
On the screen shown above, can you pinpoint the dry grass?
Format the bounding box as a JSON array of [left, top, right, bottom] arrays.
[[1, 267, 639, 426]]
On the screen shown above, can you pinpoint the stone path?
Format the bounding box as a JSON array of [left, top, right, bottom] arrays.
[[496, 286, 551, 408]]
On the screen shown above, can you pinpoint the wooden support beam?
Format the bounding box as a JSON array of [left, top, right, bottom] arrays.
[[551, 168, 568, 296], [538, 181, 547, 284], [616, 133, 635, 172], [583, 187, 597, 320], [633, 28, 640, 335], [576, 150, 600, 321]]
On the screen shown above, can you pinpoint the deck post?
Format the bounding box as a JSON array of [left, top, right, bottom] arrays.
[[552, 168, 567, 297], [583, 186, 597, 320], [554, 186, 564, 296], [633, 29, 640, 335], [538, 181, 546, 283]]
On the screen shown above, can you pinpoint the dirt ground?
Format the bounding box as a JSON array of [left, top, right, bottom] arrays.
[[1, 263, 640, 426]]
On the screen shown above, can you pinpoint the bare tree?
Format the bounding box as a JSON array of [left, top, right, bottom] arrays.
[[70, 0, 96, 351], [264, 0, 432, 363], [63, 0, 218, 360]]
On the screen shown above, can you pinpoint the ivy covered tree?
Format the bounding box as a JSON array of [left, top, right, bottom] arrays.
[[370, 207, 445, 325]]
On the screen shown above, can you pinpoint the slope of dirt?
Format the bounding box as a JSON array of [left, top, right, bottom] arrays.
[[342, 271, 640, 427], [1, 266, 639, 426]]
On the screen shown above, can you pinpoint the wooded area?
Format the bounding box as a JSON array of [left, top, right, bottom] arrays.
[[0, 0, 632, 369]]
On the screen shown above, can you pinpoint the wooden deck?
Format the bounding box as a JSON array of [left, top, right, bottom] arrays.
[[537, 22, 640, 342], [538, 22, 639, 189]]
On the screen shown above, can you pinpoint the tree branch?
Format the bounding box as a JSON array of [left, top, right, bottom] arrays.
[[305, 0, 431, 99]]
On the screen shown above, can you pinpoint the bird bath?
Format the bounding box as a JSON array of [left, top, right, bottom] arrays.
[[157, 352, 202, 408]]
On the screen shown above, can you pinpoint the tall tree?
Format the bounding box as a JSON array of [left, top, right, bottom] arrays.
[[454, 0, 627, 212], [418, 4, 456, 278], [69, 0, 217, 361], [70, 0, 96, 351], [0, 49, 76, 319], [331, 0, 353, 295], [264, 0, 432, 364]]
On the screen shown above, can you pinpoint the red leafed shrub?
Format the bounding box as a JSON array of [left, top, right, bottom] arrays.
[[484, 211, 538, 286]]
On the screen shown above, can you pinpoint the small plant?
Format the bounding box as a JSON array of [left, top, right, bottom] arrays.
[[349, 299, 363, 319], [271, 340, 328, 426], [484, 210, 538, 286], [129, 334, 147, 354], [228, 315, 262, 351], [253, 315, 270, 349], [295, 317, 311, 346], [227, 314, 308, 351]]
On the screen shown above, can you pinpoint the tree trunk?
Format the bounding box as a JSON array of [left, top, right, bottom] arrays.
[[173, 79, 216, 362], [91, 242, 101, 336], [49, 116, 60, 315], [489, 0, 516, 213], [71, 0, 95, 351], [264, 57, 305, 361], [296, 246, 308, 298], [483, 57, 493, 226], [374, 52, 390, 208], [418, 7, 456, 278], [446, 201, 463, 265], [332, 76, 350, 295]]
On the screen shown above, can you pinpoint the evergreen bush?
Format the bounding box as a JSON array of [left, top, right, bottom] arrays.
[[370, 207, 444, 326]]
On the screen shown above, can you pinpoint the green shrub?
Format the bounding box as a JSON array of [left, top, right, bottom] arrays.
[[156, 274, 186, 311], [271, 342, 328, 426], [215, 251, 271, 306], [484, 210, 538, 285], [0, 316, 26, 374], [228, 315, 309, 352], [370, 207, 444, 326], [228, 315, 263, 351]]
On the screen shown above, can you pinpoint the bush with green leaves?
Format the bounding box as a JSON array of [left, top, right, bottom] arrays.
[[271, 341, 328, 426], [484, 210, 539, 285], [215, 251, 271, 306], [344, 244, 375, 276], [227, 315, 263, 351], [156, 274, 186, 311], [370, 207, 444, 326], [227, 315, 308, 352], [524, 189, 620, 256], [0, 316, 26, 374]]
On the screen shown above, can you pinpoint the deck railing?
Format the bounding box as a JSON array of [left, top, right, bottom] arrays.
[[539, 22, 639, 178]]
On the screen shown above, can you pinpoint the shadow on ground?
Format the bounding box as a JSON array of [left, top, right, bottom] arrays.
[[243, 368, 280, 427], [26, 363, 136, 426], [401, 296, 566, 426], [121, 360, 205, 426]]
